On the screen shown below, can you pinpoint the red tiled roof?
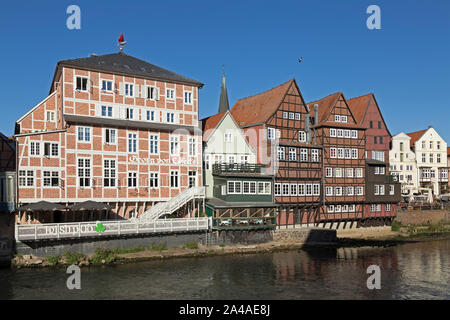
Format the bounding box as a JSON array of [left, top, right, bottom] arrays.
[[447, 147, 450, 157], [231, 79, 294, 127], [347, 93, 373, 125], [201, 111, 227, 142], [406, 129, 427, 147], [307, 92, 342, 123]]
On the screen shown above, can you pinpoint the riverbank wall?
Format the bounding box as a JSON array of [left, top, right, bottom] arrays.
[[0, 212, 14, 267], [14, 227, 337, 258], [395, 209, 449, 225]]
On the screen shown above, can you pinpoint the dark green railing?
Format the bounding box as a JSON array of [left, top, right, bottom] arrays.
[[212, 163, 267, 175]]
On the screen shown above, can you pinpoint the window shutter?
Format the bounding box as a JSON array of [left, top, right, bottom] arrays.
[[141, 85, 146, 99], [119, 83, 124, 96], [134, 85, 140, 98], [156, 88, 160, 100]]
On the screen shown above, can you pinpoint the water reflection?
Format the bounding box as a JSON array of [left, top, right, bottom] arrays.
[[0, 240, 448, 300]]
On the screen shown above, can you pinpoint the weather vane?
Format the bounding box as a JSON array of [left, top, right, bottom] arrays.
[[118, 33, 128, 52]]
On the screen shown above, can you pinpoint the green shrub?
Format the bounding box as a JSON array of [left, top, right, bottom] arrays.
[[391, 221, 402, 232], [45, 256, 61, 266], [63, 251, 86, 265], [183, 241, 198, 250], [90, 247, 116, 265]]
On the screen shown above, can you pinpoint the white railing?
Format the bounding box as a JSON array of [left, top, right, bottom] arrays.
[[16, 217, 211, 241], [139, 186, 205, 222]]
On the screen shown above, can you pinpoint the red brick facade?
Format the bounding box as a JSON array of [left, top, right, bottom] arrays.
[[15, 55, 203, 222]]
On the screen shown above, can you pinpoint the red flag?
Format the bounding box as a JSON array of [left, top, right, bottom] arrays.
[[118, 33, 124, 43]]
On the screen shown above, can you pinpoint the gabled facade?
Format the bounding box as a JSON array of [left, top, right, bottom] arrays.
[[202, 74, 276, 229], [14, 52, 204, 223], [408, 127, 448, 196], [232, 79, 323, 226], [308, 92, 366, 223], [389, 132, 418, 195], [202, 111, 257, 198], [348, 93, 400, 220]]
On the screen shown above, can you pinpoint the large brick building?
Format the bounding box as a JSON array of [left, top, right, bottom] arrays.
[[14, 52, 204, 223], [348, 93, 401, 222]]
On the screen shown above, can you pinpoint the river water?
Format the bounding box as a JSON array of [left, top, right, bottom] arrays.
[[0, 240, 448, 300]]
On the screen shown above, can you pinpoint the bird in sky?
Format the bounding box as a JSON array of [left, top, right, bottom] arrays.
[[298, 57, 303, 63]]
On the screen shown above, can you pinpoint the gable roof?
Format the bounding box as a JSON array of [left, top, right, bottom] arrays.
[[347, 93, 372, 124], [307, 92, 342, 123], [201, 111, 227, 142], [406, 129, 428, 147], [231, 79, 294, 127], [347, 93, 392, 136], [53, 52, 203, 90], [307, 92, 362, 128]]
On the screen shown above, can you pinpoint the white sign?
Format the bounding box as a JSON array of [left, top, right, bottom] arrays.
[[128, 155, 197, 165]]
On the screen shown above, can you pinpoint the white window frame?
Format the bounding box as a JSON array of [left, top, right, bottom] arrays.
[[124, 83, 134, 98], [45, 111, 56, 122], [104, 128, 117, 145], [166, 88, 175, 100], [30, 141, 40, 156], [101, 80, 113, 92], [128, 133, 138, 153], [149, 135, 159, 154], [103, 159, 117, 188], [42, 171, 59, 188], [330, 128, 337, 137], [184, 91, 193, 105], [77, 158, 91, 188], [75, 76, 89, 92], [77, 126, 91, 142]]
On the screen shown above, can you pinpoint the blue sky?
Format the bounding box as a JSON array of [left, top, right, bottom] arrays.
[[0, 0, 449, 141]]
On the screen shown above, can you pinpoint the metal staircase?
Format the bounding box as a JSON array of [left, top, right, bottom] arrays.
[[137, 186, 205, 222]]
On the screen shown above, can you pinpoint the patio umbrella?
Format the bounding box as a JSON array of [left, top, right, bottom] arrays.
[[68, 200, 113, 211], [16, 201, 65, 212]]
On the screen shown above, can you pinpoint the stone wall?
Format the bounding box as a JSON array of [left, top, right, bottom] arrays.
[[273, 228, 337, 245], [16, 232, 208, 257], [395, 210, 450, 225]]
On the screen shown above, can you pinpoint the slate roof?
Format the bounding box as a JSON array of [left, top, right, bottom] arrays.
[[231, 79, 294, 127], [56, 52, 203, 87]]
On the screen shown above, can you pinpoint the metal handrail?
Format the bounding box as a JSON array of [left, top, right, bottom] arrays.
[[212, 163, 267, 175], [139, 186, 205, 221], [16, 217, 211, 241]]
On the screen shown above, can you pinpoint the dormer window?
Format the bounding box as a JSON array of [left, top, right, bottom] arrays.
[[334, 115, 341, 122], [341, 115, 348, 123]]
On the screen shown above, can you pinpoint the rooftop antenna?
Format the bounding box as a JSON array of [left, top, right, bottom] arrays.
[[118, 33, 128, 52]]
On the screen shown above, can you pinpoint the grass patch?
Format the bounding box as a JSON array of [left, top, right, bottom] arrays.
[[148, 243, 167, 251], [183, 241, 198, 250], [45, 256, 61, 266], [90, 247, 116, 265], [63, 251, 86, 265], [113, 245, 147, 254]]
